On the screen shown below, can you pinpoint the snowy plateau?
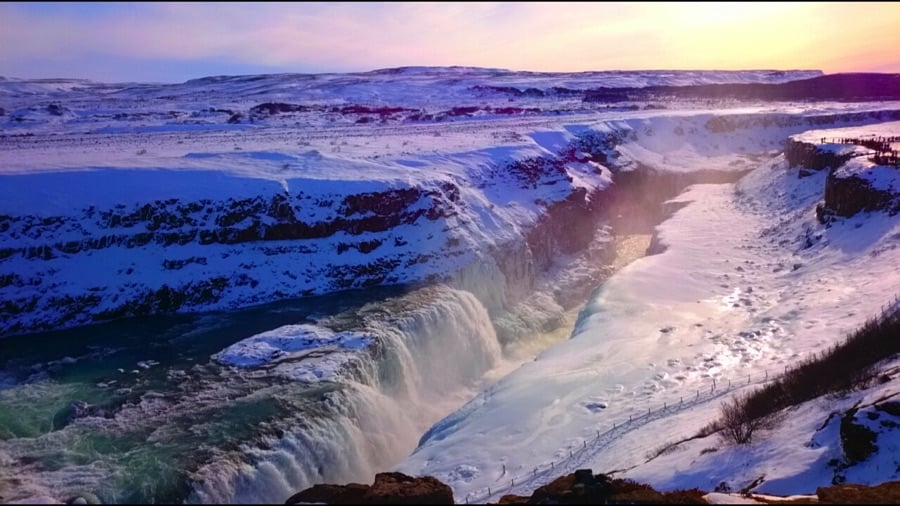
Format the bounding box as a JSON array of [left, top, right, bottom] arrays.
[[0, 68, 899, 504]]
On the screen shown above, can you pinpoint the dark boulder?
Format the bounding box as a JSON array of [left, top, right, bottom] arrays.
[[365, 472, 454, 504], [817, 481, 900, 504], [285, 472, 453, 505], [285, 482, 369, 505], [821, 169, 898, 219]]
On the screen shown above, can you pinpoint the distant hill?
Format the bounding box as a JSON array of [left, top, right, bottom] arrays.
[[585, 73, 900, 102]]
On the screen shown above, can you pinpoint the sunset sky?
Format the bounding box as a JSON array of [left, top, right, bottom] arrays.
[[2, 1, 899, 83]]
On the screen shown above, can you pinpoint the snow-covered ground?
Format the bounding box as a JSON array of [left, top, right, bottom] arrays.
[[0, 68, 820, 119], [2, 68, 900, 504], [793, 120, 900, 146], [5, 86, 900, 336], [398, 124, 900, 501], [211, 323, 373, 380]]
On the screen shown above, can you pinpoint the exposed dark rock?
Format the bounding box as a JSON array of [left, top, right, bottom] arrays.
[[46, 103, 69, 116], [286, 472, 453, 505], [497, 494, 530, 504], [502, 156, 570, 190], [64, 493, 101, 505], [0, 187, 456, 262], [817, 481, 900, 504], [0, 133, 752, 337], [700, 111, 900, 138], [785, 139, 852, 170], [525, 185, 604, 274], [250, 102, 312, 116], [840, 407, 878, 466], [334, 105, 419, 117], [582, 88, 631, 103], [786, 137, 900, 221], [491, 106, 541, 115], [288, 470, 707, 504], [517, 471, 704, 505], [286, 482, 369, 505], [162, 256, 207, 270], [605, 166, 748, 235], [341, 188, 422, 217], [365, 472, 454, 504], [822, 168, 898, 219], [0, 176, 471, 334]]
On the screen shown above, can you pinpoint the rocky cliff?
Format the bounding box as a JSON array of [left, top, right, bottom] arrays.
[[821, 167, 900, 219], [785, 138, 853, 171], [5, 108, 900, 337], [0, 139, 615, 337], [784, 133, 900, 222]]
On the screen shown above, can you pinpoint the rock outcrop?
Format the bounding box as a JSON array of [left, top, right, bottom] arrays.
[[285, 472, 453, 505], [817, 481, 900, 504], [0, 181, 466, 335], [785, 136, 900, 222], [286, 469, 900, 504], [820, 167, 899, 220], [785, 138, 852, 170], [498, 470, 706, 505]]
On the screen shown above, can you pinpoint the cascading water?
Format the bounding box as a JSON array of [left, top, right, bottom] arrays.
[[0, 283, 496, 504], [181, 213, 624, 504], [0, 226, 617, 505], [186, 286, 503, 504], [0, 175, 665, 505], [0, 153, 704, 504], [4, 104, 900, 505]]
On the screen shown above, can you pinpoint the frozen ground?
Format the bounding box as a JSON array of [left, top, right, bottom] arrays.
[[5, 82, 900, 336], [398, 125, 900, 502], [1, 68, 900, 503]]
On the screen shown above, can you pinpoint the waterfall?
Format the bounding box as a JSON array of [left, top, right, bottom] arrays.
[[187, 286, 502, 504]]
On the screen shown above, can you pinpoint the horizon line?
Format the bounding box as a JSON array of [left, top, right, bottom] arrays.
[[0, 65, 841, 86]]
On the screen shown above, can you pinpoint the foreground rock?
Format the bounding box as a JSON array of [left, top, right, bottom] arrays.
[[816, 481, 900, 504], [287, 469, 900, 504], [497, 469, 706, 504], [285, 472, 453, 505]]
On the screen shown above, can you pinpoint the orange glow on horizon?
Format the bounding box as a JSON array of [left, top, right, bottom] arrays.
[[501, 2, 900, 74]]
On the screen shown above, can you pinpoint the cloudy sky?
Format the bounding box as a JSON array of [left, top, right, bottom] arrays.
[[2, 2, 899, 83]]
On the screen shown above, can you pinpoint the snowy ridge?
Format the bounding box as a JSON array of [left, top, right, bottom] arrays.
[[0, 68, 825, 137], [1, 67, 821, 102], [0, 138, 608, 336], [4, 107, 900, 336]]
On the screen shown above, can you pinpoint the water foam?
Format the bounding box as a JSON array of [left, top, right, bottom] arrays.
[[187, 286, 502, 503]]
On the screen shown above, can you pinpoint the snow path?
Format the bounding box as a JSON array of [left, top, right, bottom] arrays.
[[466, 372, 775, 503], [471, 296, 900, 502]]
